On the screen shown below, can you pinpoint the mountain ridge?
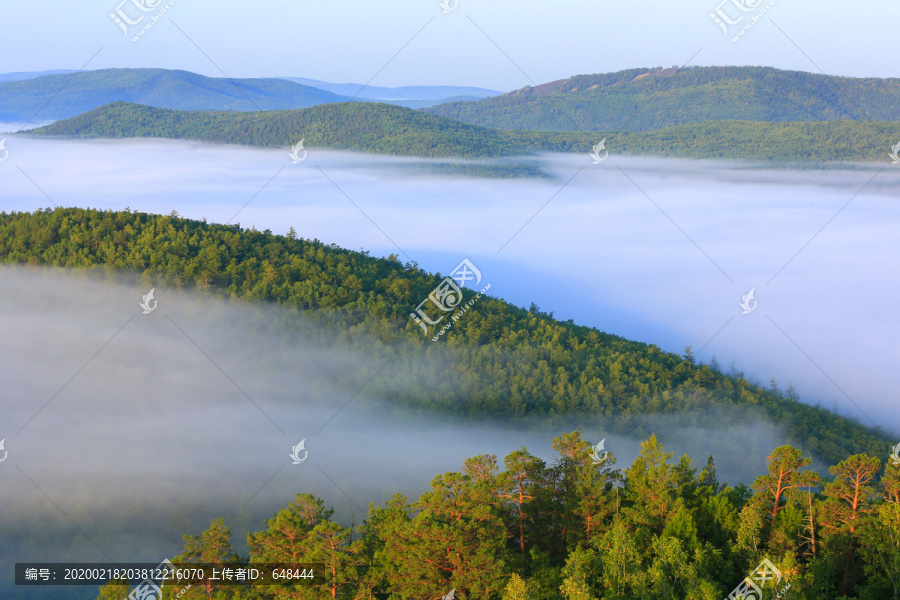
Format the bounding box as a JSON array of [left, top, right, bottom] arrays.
[[425, 65, 900, 131], [0, 68, 352, 123], [278, 76, 501, 108], [29, 101, 900, 165]]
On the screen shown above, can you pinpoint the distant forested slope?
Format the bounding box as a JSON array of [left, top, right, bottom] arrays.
[[31, 101, 900, 164], [425, 66, 900, 131], [0, 208, 891, 466], [30, 101, 522, 158]]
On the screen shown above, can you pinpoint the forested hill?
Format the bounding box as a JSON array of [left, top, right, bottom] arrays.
[[30, 101, 523, 158], [425, 65, 900, 131], [29, 101, 900, 163], [0, 208, 891, 466]]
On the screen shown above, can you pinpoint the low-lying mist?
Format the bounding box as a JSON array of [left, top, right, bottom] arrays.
[[1, 267, 794, 599], [2, 136, 897, 435]]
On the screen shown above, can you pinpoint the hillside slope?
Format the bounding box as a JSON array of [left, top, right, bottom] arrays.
[[279, 76, 500, 108], [0, 208, 890, 466], [425, 66, 900, 131], [30, 101, 900, 164], [0, 68, 351, 123], [29, 101, 524, 158]]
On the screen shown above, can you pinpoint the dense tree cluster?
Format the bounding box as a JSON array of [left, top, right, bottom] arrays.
[[502, 120, 900, 163], [96, 434, 900, 599], [31, 101, 521, 159], [31, 101, 900, 164], [0, 208, 890, 469]]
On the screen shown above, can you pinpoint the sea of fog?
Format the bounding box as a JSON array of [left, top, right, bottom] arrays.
[[0, 134, 898, 598], [0, 268, 792, 600]]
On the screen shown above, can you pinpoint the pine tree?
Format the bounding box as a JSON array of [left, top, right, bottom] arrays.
[[752, 445, 819, 521], [623, 434, 677, 534], [498, 448, 546, 556], [551, 432, 595, 552], [376, 471, 509, 599], [247, 493, 333, 599], [819, 454, 881, 535], [818, 454, 882, 595], [173, 517, 242, 599]]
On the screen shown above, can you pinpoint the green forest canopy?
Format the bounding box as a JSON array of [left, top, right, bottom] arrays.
[[0, 207, 892, 469], [30, 101, 900, 164], [96, 432, 900, 599]]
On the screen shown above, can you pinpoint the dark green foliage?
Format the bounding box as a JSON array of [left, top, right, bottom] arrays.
[[0, 207, 891, 469], [501, 119, 900, 163], [102, 436, 900, 599], [30, 101, 522, 159], [30, 101, 900, 164]]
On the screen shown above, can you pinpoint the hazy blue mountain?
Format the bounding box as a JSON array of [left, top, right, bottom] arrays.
[[279, 77, 500, 107], [0, 68, 352, 123], [0, 69, 77, 84], [425, 65, 900, 131], [279, 76, 500, 100]]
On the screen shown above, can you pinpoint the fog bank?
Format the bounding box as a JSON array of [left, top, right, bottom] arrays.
[[0, 267, 796, 599]]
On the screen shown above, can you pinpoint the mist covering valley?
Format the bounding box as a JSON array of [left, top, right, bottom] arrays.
[[0, 141, 897, 596], [0, 266, 797, 600], [2, 135, 899, 430]]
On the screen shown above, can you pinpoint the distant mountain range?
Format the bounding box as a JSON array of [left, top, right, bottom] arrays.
[[425, 66, 900, 131], [0, 68, 350, 124], [7, 65, 900, 132], [0, 69, 77, 84], [0, 68, 500, 124], [12, 65, 900, 165], [278, 77, 500, 108]]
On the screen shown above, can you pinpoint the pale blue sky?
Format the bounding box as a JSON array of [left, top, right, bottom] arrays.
[[0, 0, 896, 90]]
